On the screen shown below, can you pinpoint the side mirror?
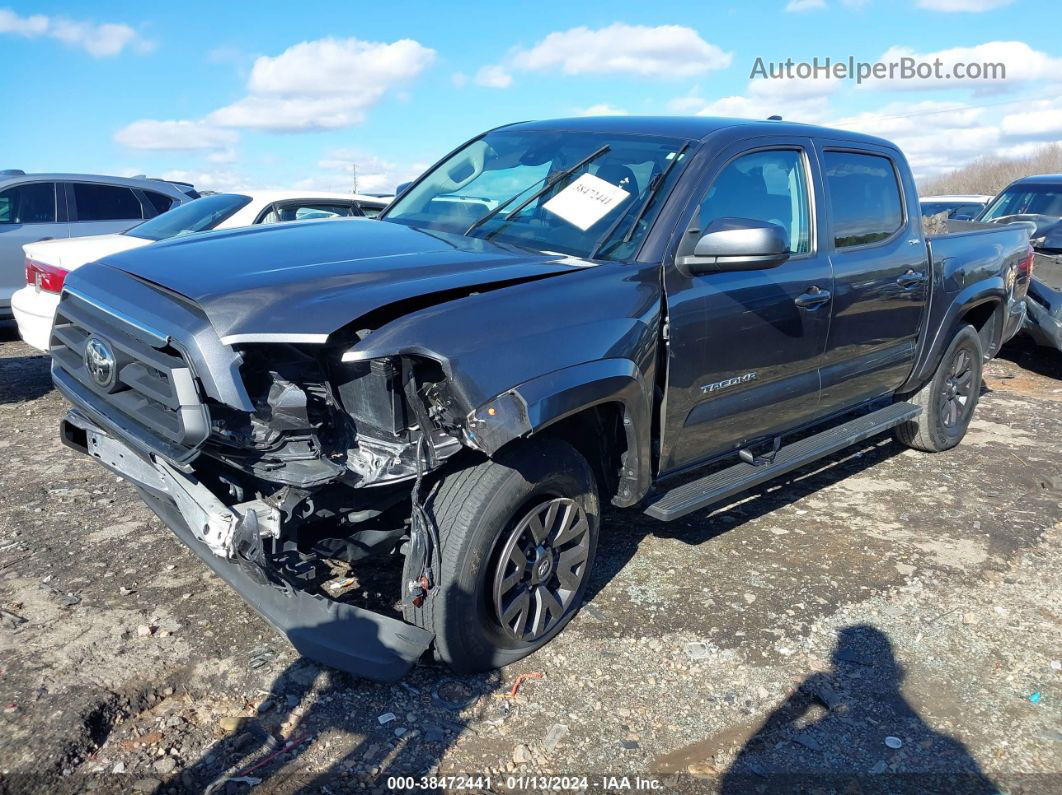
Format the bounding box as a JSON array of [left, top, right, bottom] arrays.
[[394, 181, 413, 198], [678, 217, 790, 275]]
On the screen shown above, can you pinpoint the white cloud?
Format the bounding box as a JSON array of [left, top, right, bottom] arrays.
[[576, 104, 629, 117], [0, 7, 152, 57], [994, 140, 1060, 159], [670, 74, 838, 123], [156, 169, 257, 193], [784, 0, 868, 9], [207, 148, 239, 164], [116, 36, 435, 144], [114, 120, 238, 151], [315, 149, 430, 194], [480, 23, 731, 86], [1000, 100, 1062, 138], [862, 41, 1062, 93], [916, 0, 1013, 11], [474, 64, 513, 89], [451, 71, 469, 88], [207, 37, 436, 131], [831, 100, 1002, 178]]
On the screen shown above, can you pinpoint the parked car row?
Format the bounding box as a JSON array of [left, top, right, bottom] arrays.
[[0, 171, 199, 321], [8, 182, 389, 350]]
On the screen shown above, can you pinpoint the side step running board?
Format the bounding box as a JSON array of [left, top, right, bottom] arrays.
[[644, 402, 921, 521]]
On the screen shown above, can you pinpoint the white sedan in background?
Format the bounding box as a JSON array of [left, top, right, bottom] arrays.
[[13, 190, 389, 351]]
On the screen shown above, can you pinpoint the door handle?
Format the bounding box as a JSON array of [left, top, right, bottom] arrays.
[[896, 269, 926, 288], [794, 286, 831, 308]]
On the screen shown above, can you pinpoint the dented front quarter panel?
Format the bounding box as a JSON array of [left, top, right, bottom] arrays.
[[345, 261, 663, 503]]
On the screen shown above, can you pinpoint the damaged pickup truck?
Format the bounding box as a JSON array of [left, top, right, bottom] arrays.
[[52, 117, 1032, 681]]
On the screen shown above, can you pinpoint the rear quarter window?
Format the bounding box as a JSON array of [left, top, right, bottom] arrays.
[[824, 151, 904, 248], [72, 183, 143, 222], [144, 191, 177, 215]]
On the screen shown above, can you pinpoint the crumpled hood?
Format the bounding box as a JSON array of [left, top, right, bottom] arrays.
[[91, 218, 589, 344]]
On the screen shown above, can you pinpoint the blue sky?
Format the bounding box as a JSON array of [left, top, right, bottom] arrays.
[[3, 0, 1060, 193]]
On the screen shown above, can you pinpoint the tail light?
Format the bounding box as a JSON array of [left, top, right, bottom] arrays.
[[1012, 243, 1034, 299], [25, 258, 67, 294], [1017, 244, 1035, 280]]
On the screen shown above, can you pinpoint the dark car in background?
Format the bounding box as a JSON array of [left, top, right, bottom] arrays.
[[0, 171, 196, 321], [974, 174, 1062, 351]]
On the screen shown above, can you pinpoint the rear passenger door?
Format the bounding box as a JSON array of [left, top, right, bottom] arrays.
[[0, 181, 69, 309], [67, 182, 146, 236], [815, 145, 929, 415]]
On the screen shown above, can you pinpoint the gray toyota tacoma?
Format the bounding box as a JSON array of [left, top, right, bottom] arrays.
[[52, 117, 1032, 681]]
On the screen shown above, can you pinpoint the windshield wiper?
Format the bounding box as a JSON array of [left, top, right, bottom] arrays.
[[587, 142, 689, 261], [621, 142, 689, 245], [464, 144, 611, 237]]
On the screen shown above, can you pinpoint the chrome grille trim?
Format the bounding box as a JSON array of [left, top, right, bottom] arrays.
[[50, 290, 209, 457]]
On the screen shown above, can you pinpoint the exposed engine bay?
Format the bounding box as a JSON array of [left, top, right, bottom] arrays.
[[176, 343, 474, 609]]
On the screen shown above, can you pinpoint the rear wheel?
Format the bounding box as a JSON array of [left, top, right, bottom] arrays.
[[895, 324, 983, 452], [403, 437, 599, 672]]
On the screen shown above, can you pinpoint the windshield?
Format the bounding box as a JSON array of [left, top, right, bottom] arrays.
[[382, 130, 690, 260], [126, 194, 252, 241], [980, 183, 1062, 221]]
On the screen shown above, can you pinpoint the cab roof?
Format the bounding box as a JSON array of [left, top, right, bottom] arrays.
[[506, 115, 897, 149]]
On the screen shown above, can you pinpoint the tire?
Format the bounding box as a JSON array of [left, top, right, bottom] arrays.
[[403, 437, 599, 673], [894, 324, 983, 452]]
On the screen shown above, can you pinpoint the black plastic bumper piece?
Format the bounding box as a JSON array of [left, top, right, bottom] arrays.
[[134, 485, 434, 682], [1024, 288, 1062, 351], [644, 401, 921, 521]]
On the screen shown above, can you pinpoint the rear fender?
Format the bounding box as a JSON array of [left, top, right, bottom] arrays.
[[900, 279, 1005, 393]]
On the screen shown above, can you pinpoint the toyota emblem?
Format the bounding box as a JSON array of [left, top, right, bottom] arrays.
[[84, 337, 117, 389]]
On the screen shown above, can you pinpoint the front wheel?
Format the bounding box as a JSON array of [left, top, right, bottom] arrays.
[[403, 437, 599, 673], [895, 324, 983, 452]]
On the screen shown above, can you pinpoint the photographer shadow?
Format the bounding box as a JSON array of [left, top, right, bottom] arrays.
[[719, 624, 998, 793]]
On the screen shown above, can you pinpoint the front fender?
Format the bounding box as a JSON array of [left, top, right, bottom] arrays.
[[466, 358, 653, 506]]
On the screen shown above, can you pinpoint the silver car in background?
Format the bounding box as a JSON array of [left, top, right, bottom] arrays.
[[0, 171, 196, 320]]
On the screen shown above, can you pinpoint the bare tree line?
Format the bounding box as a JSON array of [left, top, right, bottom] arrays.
[[919, 142, 1062, 197]]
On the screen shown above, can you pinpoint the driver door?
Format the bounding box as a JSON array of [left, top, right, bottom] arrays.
[[659, 139, 833, 474]]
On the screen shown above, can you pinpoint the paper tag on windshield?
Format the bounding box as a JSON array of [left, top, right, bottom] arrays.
[[542, 173, 630, 231]]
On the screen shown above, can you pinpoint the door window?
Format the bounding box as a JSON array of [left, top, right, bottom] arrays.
[[72, 183, 143, 222], [0, 182, 57, 224], [696, 149, 812, 255], [823, 151, 904, 248]]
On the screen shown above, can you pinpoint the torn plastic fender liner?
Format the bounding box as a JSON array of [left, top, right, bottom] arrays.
[[136, 486, 434, 682], [466, 358, 654, 506]]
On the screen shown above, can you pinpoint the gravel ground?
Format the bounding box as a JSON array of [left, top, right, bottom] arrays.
[[0, 327, 1059, 794]]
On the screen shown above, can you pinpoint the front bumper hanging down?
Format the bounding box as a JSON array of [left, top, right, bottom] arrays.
[[60, 410, 434, 682]]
